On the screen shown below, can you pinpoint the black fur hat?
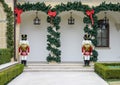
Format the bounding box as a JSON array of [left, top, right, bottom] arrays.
[[21, 34, 27, 40], [84, 34, 90, 40]]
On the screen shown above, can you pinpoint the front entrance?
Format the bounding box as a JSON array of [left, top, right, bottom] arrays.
[[20, 11, 85, 62], [20, 11, 48, 62], [59, 12, 85, 62]]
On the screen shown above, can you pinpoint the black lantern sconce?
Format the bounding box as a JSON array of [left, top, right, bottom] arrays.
[[102, 12, 109, 29], [68, 12, 75, 25], [33, 11, 40, 25]]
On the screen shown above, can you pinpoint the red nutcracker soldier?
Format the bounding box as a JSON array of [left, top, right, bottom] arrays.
[[19, 34, 30, 66], [82, 34, 93, 66]]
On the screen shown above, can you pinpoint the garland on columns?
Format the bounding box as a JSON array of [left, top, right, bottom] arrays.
[[83, 7, 98, 61], [16, 1, 99, 62], [47, 10, 61, 62], [16, 1, 120, 62], [91, 2, 120, 61], [55, 2, 98, 62], [0, 0, 14, 58]]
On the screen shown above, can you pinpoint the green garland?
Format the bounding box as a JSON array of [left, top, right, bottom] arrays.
[[0, 0, 14, 57], [46, 15, 61, 62], [17, 2, 51, 12], [93, 2, 120, 14]]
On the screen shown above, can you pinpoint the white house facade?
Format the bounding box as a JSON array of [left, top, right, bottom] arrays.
[[1, 0, 120, 62]]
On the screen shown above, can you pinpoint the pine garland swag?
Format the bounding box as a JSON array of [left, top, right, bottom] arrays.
[[0, 0, 14, 58], [17, 2, 51, 13], [46, 15, 61, 63]]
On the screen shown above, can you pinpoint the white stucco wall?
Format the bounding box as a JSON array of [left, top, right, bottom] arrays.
[[59, 11, 85, 62]]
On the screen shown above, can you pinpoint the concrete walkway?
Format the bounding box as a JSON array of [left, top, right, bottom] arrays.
[[8, 72, 108, 85]]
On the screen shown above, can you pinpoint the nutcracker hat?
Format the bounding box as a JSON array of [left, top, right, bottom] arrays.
[[84, 33, 91, 40], [21, 34, 27, 40]]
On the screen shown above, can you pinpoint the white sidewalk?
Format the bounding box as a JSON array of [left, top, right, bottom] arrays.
[[8, 72, 108, 85]]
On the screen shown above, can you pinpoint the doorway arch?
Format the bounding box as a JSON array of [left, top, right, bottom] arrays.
[[16, 2, 51, 62]]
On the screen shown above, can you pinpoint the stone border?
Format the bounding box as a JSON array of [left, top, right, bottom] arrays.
[[0, 62, 18, 72]]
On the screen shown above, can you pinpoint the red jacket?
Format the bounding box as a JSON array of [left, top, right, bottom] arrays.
[[19, 44, 30, 56], [82, 45, 92, 56]]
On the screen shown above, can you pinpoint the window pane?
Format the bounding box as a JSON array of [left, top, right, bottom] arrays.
[[102, 39, 107, 46], [97, 19, 109, 47], [97, 38, 102, 46], [97, 28, 102, 37], [101, 29, 107, 37]]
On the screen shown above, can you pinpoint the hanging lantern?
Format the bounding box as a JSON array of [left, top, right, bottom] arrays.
[[33, 11, 40, 25], [102, 12, 109, 29], [68, 12, 75, 25]]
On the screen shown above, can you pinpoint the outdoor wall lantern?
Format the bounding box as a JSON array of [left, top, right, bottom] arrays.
[[102, 12, 109, 29], [33, 11, 40, 25], [68, 12, 75, 25]]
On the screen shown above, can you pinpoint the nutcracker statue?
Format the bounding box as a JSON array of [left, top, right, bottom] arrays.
[[82, 34, 93, 66], [19, 34, 30, 66]]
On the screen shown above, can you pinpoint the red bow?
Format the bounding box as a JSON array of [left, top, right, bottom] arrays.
[[14, 8, 23, 24], [86, 9, 94, 25], [48, 10, 56, 17]]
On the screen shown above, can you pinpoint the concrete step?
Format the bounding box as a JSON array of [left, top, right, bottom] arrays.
[[24, 62, 94, 72]]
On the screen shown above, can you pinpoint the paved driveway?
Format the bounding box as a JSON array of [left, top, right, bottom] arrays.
[[8, 72, 108, 85]]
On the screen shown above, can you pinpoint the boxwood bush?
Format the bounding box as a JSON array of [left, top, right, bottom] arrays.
[[95, 63, 120, 79], [0, 64, 24, 85], [0, 49, 11, 65]]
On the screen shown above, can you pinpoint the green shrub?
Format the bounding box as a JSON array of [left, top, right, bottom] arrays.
[[95, 63, 120, 79], [0, 49, 11, 65], [0, 64, 24, 85], [90, 50, 98, 62]]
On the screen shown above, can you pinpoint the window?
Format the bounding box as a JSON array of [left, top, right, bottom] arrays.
[[97, 20, 109, 47]]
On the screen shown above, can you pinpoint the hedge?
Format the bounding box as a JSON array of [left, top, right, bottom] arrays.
[[0, 49, 11, 65], [95, 63, 120, 79], [0, 64, 24, 85]]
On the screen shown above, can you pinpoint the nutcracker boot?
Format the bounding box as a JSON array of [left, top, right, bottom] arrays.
[[88, 60, 90, 66], [21, 60, 24, 64], [25, 60, 27, 66], [84, 60, 87, 66], [86, 60, 90, 66], [23, 60, 26, 66]]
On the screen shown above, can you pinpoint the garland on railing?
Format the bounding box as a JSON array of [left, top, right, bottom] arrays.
[[0, 0, 14, 58]]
